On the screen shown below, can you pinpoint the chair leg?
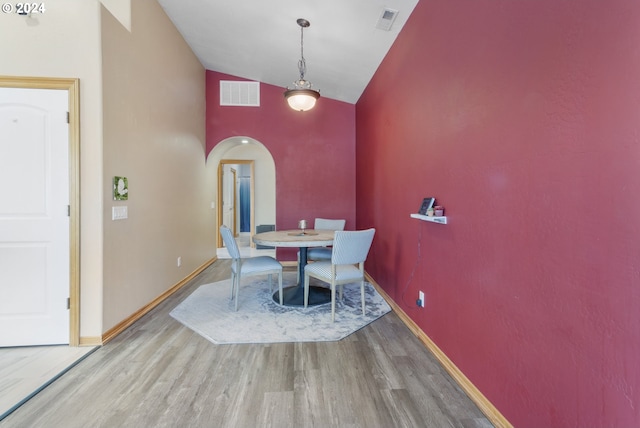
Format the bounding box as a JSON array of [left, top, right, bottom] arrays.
[[331, 281, 336, 322], [230, 272, 236, 299], [303, 273, 309, 308], [234, 275, 240, 312], [278, 272, 283, 305], [361, 279, 366, 315]]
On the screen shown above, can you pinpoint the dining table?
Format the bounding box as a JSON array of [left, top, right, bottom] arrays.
[[252, 229, 334, 307]]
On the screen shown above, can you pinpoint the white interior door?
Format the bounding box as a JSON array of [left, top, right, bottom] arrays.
[[0, 87, 70, 346], [222, 166, 237, 236]]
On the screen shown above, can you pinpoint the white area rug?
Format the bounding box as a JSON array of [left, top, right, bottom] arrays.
[[170, 273, 391, 344]]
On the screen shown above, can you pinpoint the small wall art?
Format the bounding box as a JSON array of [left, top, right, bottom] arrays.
[[113, 176, 129, 201]]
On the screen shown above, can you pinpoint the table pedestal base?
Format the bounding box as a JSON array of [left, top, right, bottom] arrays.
[[273, 285, 330, 307]]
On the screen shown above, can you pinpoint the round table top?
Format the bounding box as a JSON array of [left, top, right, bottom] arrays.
[[252, 229, 335, 247]]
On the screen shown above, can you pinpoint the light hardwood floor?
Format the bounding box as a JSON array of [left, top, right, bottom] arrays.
[[0, 260, 493, 428], [0, 345, 96, 419]]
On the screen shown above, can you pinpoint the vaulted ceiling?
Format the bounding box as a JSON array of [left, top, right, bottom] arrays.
[[157, 0, 419, 104]]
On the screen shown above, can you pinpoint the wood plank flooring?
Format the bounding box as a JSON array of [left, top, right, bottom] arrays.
[[0, 260, 493, 428], [0, 345, 96, 419]]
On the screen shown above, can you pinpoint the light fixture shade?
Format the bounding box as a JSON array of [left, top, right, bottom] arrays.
[[284, 88, 320, 111], [285, 18, 320, 112]]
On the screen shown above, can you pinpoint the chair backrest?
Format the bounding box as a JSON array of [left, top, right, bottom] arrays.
[[331, 228, 376, 265], [220, 225, 241, 260], [314, 218, 346, 231]]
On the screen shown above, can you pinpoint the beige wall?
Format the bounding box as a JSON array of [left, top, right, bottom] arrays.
[[0, 0, 105, 338], [101, 0, 213, 331]]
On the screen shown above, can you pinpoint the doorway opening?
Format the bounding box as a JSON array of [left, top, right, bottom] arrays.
[[206, 137, 276, 258], [217, 159, 254, 247], [0, 76, 80, 347], [0, 76, 87, 420]]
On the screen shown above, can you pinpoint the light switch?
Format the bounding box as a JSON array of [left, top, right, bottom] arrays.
[[112, 206, 128, 220]]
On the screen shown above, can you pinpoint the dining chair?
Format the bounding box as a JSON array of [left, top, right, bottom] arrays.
[[308, 218, 346, 260], [303, 228, 375, 322], [220, 225, 283, 311], [297, 218, 346, 282]]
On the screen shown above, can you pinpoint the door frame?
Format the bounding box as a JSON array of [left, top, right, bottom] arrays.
[[0, 76, 81, 347], [229, 167, 238, 236], [217, 159, 255, 248]]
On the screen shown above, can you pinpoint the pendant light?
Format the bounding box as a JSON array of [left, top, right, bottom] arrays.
[[284, 18, 320, 111]]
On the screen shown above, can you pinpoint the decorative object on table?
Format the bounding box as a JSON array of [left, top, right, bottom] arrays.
[[298, 219, 307, 234], [169, 272, 391, 344], [304, 228, 376, 322], [418, 197, 435, 215], [220, 225, 283, 311], [287, 230, 318, 237], [283, 18, 320, 112], [434, 206, 444, 216], [113, 176, 128, 201]]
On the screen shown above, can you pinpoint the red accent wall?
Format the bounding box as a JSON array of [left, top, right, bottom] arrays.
[[206, 71, 356, 260], [357, 0, 640, 427]]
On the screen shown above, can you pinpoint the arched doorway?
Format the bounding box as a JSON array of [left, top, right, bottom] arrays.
[[217, 159, 253, 246], [206, 137, 276, 251]]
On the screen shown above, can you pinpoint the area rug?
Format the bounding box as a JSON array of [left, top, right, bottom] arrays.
[[169, 273, 391, 344]]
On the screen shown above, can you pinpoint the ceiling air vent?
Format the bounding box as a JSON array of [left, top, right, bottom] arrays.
[[220, 81, 260, 107], [375, 7, 398, 31]]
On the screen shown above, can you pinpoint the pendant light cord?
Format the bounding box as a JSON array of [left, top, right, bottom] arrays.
[[298, 24, 307, 81]]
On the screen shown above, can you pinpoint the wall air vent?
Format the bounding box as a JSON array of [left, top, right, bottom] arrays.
[[220, 81, 260, 106], [375, 7, 399, 31]]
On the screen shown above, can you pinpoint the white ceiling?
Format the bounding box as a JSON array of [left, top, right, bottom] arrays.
[[157, 0, 419, 104]]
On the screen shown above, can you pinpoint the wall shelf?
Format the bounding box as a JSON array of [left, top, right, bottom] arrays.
[[411, 213, 448, 224]]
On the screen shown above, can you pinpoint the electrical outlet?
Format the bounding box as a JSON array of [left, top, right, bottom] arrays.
[[419, 291, 425, 307], [177, 257, 182, 267]]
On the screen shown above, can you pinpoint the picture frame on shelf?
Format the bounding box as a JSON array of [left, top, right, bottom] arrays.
[[418, 197, 435, 215]]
